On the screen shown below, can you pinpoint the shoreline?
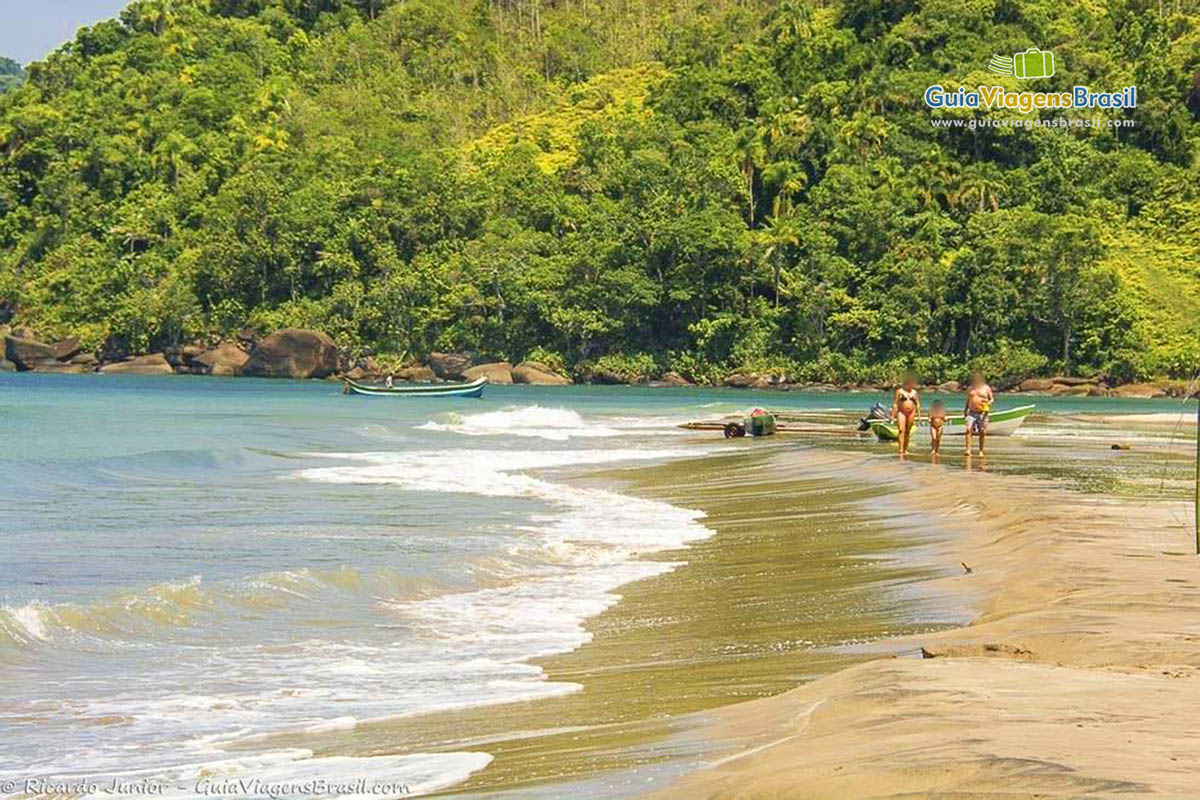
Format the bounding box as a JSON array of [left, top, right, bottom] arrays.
[[646, 428, 1200, 797]]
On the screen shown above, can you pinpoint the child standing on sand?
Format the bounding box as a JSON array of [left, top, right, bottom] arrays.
[[890, 375, 920, 455], [928, 399, 946, 455]]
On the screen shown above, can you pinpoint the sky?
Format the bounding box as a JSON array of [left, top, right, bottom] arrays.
[[1, 0, 130, 65]]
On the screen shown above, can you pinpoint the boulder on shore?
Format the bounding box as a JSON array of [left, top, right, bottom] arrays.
[[4, 335, 56, 370], [241, 329, 338, 379], [724, 372, 771, 389], [426, 351, 473, 380], [464, 361, 513, 385], [36, 363, 89, 374], [1018, 378, 1055, 392], [1051, 375, 1097, 387], [936, 380, 961, 393], [52, 337, 81, 361], [394, 365, 438, 383], [194, 341, 250, 377], [100, 353, 175, 375], [1048, 382, 1093, 396], [512, 361, 571, 385], [0, 358, 15, 372], [651, 371, 693, 388]]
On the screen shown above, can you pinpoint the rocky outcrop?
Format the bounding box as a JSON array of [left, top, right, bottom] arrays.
[[650, 371, 693, 387], [36, 363, 89, 374], [394, 365, 438, 382], [4, 335, 55, 370], [463, 361, 513, 385], [426, 352, 473, 380], [1048, 382, 1101, 396], [241, 329, 338, 379], [512, 361, 572, 385], [724, 372, 773, 389], [585, 367, 635, 385], [1018, 376, 1105, 394], [100, 353, 175, 375], [936, 380, 961, 393], [193, 342, 250, 376], [0, 358, 14, 372], [1109, 383, 1167, 399], [52, 337, 81, 361]]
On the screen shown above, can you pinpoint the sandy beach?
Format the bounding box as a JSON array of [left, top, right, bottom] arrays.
[[650, 432, 1200, 798]]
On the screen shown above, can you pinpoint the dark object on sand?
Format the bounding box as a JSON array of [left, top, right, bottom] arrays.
[[1111, 443, 1131, 450], [857, 402, 890, 432], [961, 562, 973, 574], [723, 409, 777, 438]]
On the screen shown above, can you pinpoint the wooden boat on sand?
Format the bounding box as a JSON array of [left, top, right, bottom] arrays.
[[867, 404, 1035, 441]]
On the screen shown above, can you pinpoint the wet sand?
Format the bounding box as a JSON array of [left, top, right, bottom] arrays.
[[652, 422, 1200, 797], [248, 407, 1198, 797], [262, 440, 970, 797]]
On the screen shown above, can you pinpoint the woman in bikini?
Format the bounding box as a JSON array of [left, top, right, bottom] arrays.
[[890, 374, 921, 456]]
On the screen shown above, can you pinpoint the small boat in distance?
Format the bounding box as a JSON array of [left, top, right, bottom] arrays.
[[343, 376, 487, 398], [866, 404, 1035, 441]]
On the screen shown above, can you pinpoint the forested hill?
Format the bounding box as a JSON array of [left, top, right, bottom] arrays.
[[1, 0, 1198, 384], [0, 58, 23, 92]]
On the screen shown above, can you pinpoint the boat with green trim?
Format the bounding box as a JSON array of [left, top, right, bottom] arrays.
[[343, 376, 487, 398], [867, 404, 1035, 441]]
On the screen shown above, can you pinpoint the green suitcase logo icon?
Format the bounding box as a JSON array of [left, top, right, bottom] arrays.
[[988, 48, 1055, 79]]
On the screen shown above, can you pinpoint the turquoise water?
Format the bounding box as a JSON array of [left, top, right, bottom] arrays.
[[0, 374, 1185, 794]]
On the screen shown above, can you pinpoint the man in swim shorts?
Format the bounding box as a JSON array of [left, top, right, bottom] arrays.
[[963, 371, 994, 456]]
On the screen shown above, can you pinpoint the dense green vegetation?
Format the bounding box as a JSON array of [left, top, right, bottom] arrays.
[[0, 57, 23, 93], [1, 0, 1198, 382]]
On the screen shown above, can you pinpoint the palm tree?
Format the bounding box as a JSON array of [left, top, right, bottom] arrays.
[[732, 126, 766, 227], [762, 212, 803, 308], [152, 132, 198, 186], [837, 111, 892, 164], [771, 0, 813, 45], [953, 162, 1006, 212]]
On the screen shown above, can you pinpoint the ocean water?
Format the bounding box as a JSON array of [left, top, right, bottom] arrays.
[[0, 374, 1185, 795]]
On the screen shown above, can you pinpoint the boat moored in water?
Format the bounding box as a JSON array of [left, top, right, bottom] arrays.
[[343, 376, 487, 398]]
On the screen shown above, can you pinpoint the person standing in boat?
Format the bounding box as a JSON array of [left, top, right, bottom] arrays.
[[889, 374, 921, 456], [963, 371, 995, 456]]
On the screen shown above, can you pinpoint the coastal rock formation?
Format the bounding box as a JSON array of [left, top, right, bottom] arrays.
[[584, 366, 637, 385], [1110, 383, 1167, 398], [100, 353, 174, 375], [724, 372, 773, 389], [4, 335, 55, 370], [464, 361, 513, 384], [426, 351, 472, 380], [193, 342, 250, 376], [36, 363, 89, 374], [52, 337, 81, 361], [0, 358, 14, 372], [936, 380, 961, 393], [394, 365, 438, 382], [242, 329, 338, 379], [653, 371, 693, 387], [1018, 378, 1055, 392], [512, 361, 571, 385]]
